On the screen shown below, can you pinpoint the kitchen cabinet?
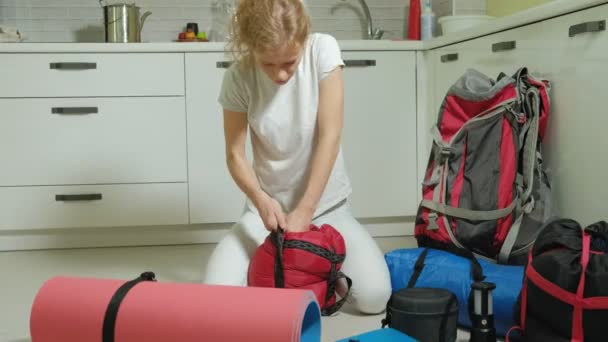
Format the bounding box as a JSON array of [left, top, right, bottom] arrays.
[[0, 52, 189, 232], [540, 4, 608, 226], [0, 97, 187, 186], [341, 51, 419, 218], [431, 20, 552, 121], [1, 0, 605, 250], [0, 53, 184, 98], [185, 53, 250, 224], [0, 183, 188, 231]]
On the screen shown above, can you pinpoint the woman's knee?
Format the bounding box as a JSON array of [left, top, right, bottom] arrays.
[[352, 283, 392, 314]]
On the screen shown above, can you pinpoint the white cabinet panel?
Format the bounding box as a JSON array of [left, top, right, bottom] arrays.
[[542, 4, 608, 226], [0, 97, 187, 186], [341, 51, 418, 218], [186, 53, 249, 224], [0, 53, 185, 98], [0, 183, 189, 230]]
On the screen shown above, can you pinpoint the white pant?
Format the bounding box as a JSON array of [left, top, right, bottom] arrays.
[[202, 201, 392, 314]]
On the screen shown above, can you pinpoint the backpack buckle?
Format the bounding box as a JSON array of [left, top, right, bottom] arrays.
[[428, 213, 440, 230], [506, 104, 527, 123], [437, 146, 453, 163]]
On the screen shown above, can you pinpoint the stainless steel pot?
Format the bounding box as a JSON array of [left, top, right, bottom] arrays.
[[103, 3, 151, 43]]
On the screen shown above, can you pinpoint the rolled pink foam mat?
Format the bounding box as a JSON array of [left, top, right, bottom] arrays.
[[30, 272, 321, 342]]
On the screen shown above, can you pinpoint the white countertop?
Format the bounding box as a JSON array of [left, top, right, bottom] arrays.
[[424, 0, 608, 49], [0, 40, 423, 53], [0, 0, 606, 53]]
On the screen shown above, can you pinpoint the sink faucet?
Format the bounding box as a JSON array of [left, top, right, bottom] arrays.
[[342, 0, 384, 39]]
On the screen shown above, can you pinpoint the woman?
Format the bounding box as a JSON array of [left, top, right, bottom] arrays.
[[203, 0, 392, 314]]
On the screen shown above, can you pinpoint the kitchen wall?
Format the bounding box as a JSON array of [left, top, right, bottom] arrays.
[[487, 0, 553, 17], [0, 0, 485, 42]]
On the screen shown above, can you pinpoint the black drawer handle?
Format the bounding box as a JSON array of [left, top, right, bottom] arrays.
[[440, 53, 459, 63], [216, 61, 233, 68], [569, 20, 606, 37], [344, 59, 376, 67], [492, 41, 516, 52], [50, 62, 97, 70], [52, 107, 98, 115], [56, 193, 103, 202]]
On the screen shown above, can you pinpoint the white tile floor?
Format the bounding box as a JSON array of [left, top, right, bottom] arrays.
[[0, 237, 476, 342]]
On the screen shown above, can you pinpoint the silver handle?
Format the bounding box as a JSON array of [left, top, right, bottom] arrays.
[[50, 62, 97, 70], [569, 20, 606, 37], [56, 193, 103, 202], [344, 59, 376, 67], [492, 41, 516, 52], [216, 61, 233, 69], [440, 53, 459, 63], [51, 107, 98, 115]]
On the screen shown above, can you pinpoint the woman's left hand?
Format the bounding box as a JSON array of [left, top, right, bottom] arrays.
[[285, 206, 314, 233]]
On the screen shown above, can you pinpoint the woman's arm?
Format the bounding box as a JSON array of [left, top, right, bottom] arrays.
[[223, 109, 287, 230], [287, 66, 344, 231]]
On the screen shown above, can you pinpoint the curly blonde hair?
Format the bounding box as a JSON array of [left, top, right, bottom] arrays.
[[227, 0, 311, 68]]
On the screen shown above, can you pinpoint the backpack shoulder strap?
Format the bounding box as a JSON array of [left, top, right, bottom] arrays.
[[498, 72, 544, 264]]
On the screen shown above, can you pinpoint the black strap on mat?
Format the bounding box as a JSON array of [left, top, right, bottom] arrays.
[[271, 228, 351, 316], [102, 271, 157, 342]]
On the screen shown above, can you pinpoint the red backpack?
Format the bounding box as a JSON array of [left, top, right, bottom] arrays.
[[248, 224, 352, 316], [416, 67, 553, 264]]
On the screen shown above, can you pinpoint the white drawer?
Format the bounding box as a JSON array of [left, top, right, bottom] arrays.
[[0, 97, 187, 186], [0, 53, 184, 97], [0, 183, 188, 230]]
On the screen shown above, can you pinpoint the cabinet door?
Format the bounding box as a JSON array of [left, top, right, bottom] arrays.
[[432, 48, 472, 122], [185, 53, 248, 224], [340, 51, 418, 218], [432, 20, 552, 117], [541, 4, 608, 226]]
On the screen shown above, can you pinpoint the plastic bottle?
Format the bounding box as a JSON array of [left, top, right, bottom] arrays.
[[407, 0, 421, 40], [421, 0, 436, 41]]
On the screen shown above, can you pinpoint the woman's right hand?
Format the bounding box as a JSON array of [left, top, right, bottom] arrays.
[[253, 191, 287, 231]]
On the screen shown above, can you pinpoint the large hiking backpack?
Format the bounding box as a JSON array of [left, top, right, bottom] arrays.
[[416, 68, 553, 265], [507, 219, 608, 342]]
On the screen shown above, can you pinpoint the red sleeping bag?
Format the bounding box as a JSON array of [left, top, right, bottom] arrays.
[[248, 224, 352, 316]]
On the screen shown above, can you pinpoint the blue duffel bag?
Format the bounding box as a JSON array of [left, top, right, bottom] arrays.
[[384, 247, 524, 337]]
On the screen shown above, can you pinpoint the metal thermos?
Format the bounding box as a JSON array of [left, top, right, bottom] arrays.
[[103, 3, 151, 43]]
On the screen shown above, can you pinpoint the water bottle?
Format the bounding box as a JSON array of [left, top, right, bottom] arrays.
[[421, 0, 436, 41]]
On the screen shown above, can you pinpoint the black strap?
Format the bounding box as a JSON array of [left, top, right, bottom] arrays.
[[321, 272, 353, 316], [382, 248, 430, 329], [381, 297, 392, 328], [417, 236, 485, 282], [102, 271, 157, 342], [407, 248, 430, 288], [272, 229, 285, 288], [439, 295, 457, 342]]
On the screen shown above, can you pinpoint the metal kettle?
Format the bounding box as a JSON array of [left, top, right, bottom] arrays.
[[103, 3, 151, 43]]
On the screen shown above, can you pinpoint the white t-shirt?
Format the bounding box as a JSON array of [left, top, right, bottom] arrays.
[[218, 33, 352, 218]]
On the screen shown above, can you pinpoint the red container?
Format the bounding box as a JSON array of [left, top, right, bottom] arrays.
[[408, 0, 421, 40]]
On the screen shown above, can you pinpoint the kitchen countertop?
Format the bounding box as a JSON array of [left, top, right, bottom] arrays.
[[424, 0, 608, 49], [0, 0, 605, 53]]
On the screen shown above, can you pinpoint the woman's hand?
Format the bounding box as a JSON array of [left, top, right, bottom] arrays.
[[253, 191, 287, 231], [285, 206, 314, 233]]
